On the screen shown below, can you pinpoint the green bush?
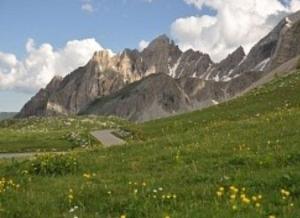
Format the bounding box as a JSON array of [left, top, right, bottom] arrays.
[[25, 153, 79, 176]]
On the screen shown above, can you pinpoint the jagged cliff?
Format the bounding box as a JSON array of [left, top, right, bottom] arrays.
[[18, 11, 300, 121]]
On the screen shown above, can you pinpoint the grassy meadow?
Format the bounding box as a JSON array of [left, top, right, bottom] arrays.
[[0, 116, 135, 153], [0, 71, 300, 217]]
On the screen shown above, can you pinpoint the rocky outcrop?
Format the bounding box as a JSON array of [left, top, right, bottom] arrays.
[[17, 35, 214, 117], [18, 11, 300, 120], [80, 71, 263, 122], [80, 73, 192, 121], [203, 46, 246, 81], [47, 58, 127, 115], [232, 10, 300, 76], [266, 11, 300, 71], [17, 76, 63, 117]]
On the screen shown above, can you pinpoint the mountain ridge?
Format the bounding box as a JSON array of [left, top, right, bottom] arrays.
[[17, 11, 300, 121]]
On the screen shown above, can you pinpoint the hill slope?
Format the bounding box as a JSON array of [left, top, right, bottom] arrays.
[[0, 70, 300, 217]]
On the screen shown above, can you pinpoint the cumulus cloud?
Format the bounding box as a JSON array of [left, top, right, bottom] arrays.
[[81, 0, 95, 13], [0, 38, 103, 93], [138, 40, 150, 51], [171, 0, 300, 61], [290, 0, 300, 11]]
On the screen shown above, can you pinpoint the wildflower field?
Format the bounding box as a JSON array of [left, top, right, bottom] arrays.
[[0, 71, 300, 217], [0, 116, 135, 152]]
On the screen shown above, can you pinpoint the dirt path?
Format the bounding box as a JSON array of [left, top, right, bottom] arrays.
[[0, 152, 66, 159], [91, 129, 126, 147]]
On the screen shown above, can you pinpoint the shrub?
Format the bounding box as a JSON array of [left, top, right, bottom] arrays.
[[25, 153, 79, 176]]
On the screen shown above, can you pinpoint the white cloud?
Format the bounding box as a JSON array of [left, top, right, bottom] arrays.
[[81, 0, 94, 13], [290, 0, 300, 11], [0, 38, 103, 93], [171, 0, 300, 61], [138, 40, 150, 51]]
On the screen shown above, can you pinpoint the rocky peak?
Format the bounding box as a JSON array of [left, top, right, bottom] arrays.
[[285, 10, 300, 24], [45, 76, 63, 92], [142, 34, 181, 56], [19, 11, 300, 119], [216, 46, 246, 71], [231, 11, 300, 76], [146, 34, 172, 50], [172, 49, 213, 78], [92, 50, 114, 62], [265, 10, 300, 71], [229, 46, 246, 60]]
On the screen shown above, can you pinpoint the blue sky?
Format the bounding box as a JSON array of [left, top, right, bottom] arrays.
[[0, 0, 203, 57], [0, 0, 298, 112]]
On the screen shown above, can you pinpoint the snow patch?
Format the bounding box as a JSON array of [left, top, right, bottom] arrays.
[[213, 73, 220, 82], [204, 64, 215, 80], [227, 69, 234, 76], [285, 17, 293, 28], [238, 56, 247, 66], [169, 57, 181, 78], [221, 75, 232, 82], [212, 100, 219, 105], [252, 58, 270, 71]]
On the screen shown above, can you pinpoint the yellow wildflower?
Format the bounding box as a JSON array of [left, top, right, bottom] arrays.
[[242, 197, 251, 204], [216, 191, 223, 197], [83, 173, 91, 179], [230, 194, 236, 200]]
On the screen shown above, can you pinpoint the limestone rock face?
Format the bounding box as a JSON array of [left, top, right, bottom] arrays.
[[80, 73, 192, 121], [232, 10, 300, 76], [203, 46, 246, 81], [17, 76, 63, 117], [266, 11, 300, 71], [18, 11, 300, 120], [80, 71, 262, 122], [17, 35, 214, 117], [46, 59, 126, 115]]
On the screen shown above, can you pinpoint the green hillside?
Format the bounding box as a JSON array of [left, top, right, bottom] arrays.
[[0, 116, 135, 153], [0, 71, 300, 217]]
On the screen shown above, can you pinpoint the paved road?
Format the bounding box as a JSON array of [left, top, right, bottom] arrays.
[[91, 129, 126, 147]]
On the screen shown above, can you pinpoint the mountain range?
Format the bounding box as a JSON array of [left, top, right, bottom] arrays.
[[17, 11, 300, 121]]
